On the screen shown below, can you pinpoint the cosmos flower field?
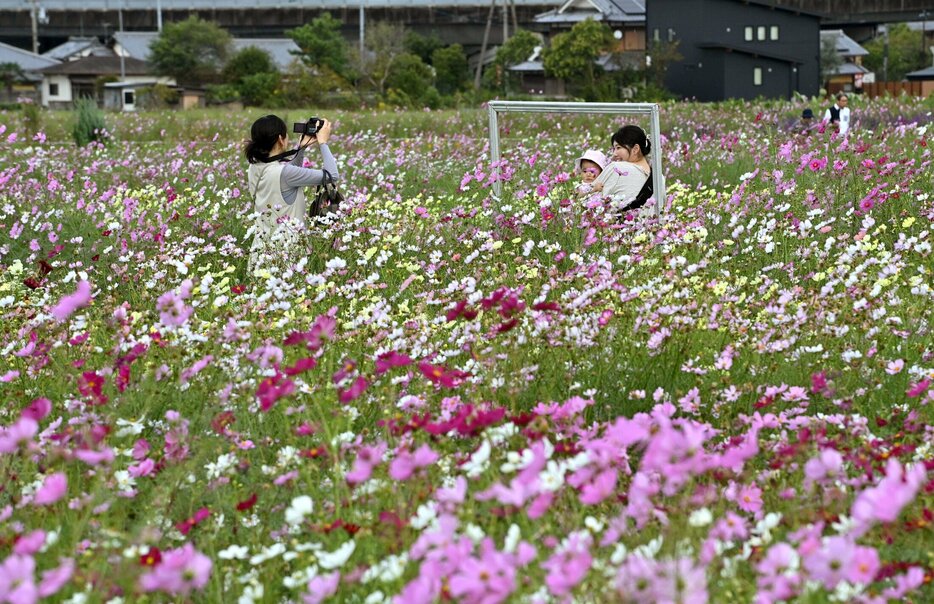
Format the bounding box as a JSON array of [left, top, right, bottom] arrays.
[[1, 97, 933, 603]]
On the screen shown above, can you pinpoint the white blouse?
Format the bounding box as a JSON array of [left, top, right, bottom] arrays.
[[595, 161, 650, 208]]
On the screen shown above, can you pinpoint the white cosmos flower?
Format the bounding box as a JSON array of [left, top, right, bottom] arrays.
[[285, 495, 314, 526], [317, 540, 356, 570], [688, 507, 713, 527], [219, 545, 250, 560]]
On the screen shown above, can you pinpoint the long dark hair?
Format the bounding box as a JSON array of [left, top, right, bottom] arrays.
[[612, 125, 651, 157], [245, 114, 287, 164]]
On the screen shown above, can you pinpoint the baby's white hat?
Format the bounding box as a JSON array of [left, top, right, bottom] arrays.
[[575, 149, 609, 172]]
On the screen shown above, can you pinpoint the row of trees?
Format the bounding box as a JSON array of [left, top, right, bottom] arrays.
[[148, 15, 675, 107]]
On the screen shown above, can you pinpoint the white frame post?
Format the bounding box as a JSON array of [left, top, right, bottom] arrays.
[[488, 101, 666, 218]]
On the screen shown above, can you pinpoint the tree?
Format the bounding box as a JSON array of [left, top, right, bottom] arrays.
[[820, 34, 843, 90], [863, 24, 927, 81], [432, 44, 469, 95], [386, 52, 439, 106], [645, 39, 683, 89], [223, 46, 277, 84], [149, 16, 232, 86], [541, 19, 612, 98], [405, 31, 444, 65], [491, 29, 539, 94], [356, 21, 407, 95], [0, 62, 24, 98], [287, 13, 351, 79]]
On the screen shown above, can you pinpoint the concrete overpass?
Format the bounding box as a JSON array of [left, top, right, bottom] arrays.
[[1, 0, 929, 53]]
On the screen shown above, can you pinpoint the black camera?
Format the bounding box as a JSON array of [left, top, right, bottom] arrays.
[[293, 117, 324, 136]]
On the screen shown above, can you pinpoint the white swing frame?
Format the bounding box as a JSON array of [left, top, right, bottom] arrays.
[[487, 100, 665, 218]]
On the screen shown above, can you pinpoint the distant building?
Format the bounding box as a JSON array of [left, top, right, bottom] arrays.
[[42, 37, 111, 62], [820, 29, 871, 94], [111, 31, 301, 71], [36, 55, 173, 108], [906, 65, 934, 97], [646, 0, 821, 101], [0, 40, 59, 104]]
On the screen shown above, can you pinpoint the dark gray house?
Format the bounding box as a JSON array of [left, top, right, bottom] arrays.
[[647, 0, 820, 101]]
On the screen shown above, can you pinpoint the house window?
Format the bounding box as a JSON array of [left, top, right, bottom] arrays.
[[757, 26, 766, 41], [770, 26, 779, 40], [753, 67, 763, 86], [49, 83, 59, 96], [744, 26, 753, 41], [124, 90, 135, 105]]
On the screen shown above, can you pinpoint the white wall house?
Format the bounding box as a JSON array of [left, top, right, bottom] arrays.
[[37, 55, 174, 108]]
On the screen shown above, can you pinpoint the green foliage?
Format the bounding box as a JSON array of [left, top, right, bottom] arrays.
[[358, 21, 407, 94], [386, 53, 440, 107], [431, 44, 469, 95], [149, 16, 232, 86], [864, 24, 928, 81], [204, 84, 241, 106], [21, 100, 41, 136], [487, 30, 540, 95], [239, 72, 280, 107], [404, 31, 445, 65], [272, 63, 357, 109], [139, 83, 181, 109], [541, 19, 612, 99], [646, 40, 683, 89], [223, 46, 277, 84], [287, 13, 351, 79], [71, 97, 105, 147]]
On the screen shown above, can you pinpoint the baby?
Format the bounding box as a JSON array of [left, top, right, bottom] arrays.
[[574, 149, 608, 195]]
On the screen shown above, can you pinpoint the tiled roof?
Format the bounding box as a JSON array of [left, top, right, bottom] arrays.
[[820, 30, 869, 57], [535, 0, 644, 25], [111, 31, 300, 69], [906, 65, 934, 79], [0, 41, 60, 71], [37, 55, 151, 76], [42, 37, 109, 61]]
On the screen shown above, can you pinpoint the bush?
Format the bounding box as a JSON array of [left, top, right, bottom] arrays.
[[238, 73, 280, 107], [21, 100, 40, 137], [139, 84, 181, 109], [72, 98, 106, 147], [205, 84, 240, 106]]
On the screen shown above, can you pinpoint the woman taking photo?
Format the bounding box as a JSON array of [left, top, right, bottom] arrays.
[[244, 114, 338, 272], [594, 125, 653, 214]]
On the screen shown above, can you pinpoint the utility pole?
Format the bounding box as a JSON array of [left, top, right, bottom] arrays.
[[359, 1, 365, 60], [882, 24, 888, 82], [118, 1, 126, 80], [156, 0, 163, 32], [474, 0, 497, 90], [30, 0, 39, 53]]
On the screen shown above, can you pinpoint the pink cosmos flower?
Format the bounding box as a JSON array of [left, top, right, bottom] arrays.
[[737, 483, 764, 514], [542, 532, 591, 596], [0, 417, 38, 453], [50, 280, 92, 322], [389, 444, 439, 481], [803, 535, 853, 589], [851, 458, 926, 535], [12, 530, 46, 555], [156, 289, 193, 327], [38, 558, 75, 598], [33, 472, 67, 506], [303, 571, 340, 604], [139, 543, 212, 596], [885, 359, 904, 374], [803, 448, 844, 490], [346, 442, 387, 486], [375, 351, 413, 374], [0, 554, 37, 603], [449, 540, 517, 604]]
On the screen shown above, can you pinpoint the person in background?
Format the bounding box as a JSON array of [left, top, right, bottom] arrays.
[[594, 125, 653, 213], [823, 93, 850, 136], [244, 114, 338, 272], [799, 108, 815, 131], [574, 149, 608, 196]]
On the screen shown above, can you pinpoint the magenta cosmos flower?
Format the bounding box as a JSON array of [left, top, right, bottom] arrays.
[[139, 543, 212, 596]]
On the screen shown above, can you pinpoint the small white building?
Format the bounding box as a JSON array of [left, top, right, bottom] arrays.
[[37, 55, 173, 108]]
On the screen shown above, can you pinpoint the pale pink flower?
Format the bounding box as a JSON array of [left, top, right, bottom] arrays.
[[303, 571, 340, 604], [50, 280, 92, 322], [885, 359, 904, 375], [139, 543, 212, 595], [33, 472, 67, 506]]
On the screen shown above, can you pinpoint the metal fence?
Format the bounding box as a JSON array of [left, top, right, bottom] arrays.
[[487, 100, 665, 218]]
